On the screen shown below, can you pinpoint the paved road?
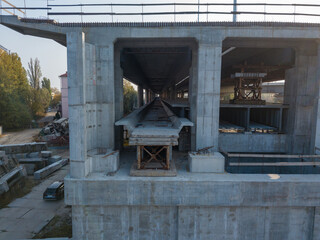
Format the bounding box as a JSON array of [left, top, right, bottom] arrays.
[[0, 165, 69, 240]]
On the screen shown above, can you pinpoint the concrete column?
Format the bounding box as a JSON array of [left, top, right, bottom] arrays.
[[114, 47, 123, 150], [138, 85, 143, 107], [151, 91, 155, 100], [193, 40, 222, 152], [312, 43, 320, 154], [67, 32, 88, 178], [96, 43, 115, 150], [284, 45, 319, 154]]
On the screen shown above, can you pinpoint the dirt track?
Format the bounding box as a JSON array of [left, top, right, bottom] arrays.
[[0, 128, 41, 145]]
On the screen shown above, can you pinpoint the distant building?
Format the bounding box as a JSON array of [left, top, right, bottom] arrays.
[[59, 72, 68, 118]]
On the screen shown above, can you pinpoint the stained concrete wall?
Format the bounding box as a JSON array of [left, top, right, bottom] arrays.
[[66, 171, 320, 240], [71, 206, 317, 240], [284, 44, 320, 154], [219, 133, 287, 153]]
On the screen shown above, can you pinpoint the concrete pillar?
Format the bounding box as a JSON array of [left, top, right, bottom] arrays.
[[192, 40, 222, 152], [284, 44, 319, 154], [114, 47, 123, 150], [67, 32, 88, 178], [170, 84, 176, 101], [96, 43, 115, 150], [151, 91, 155, 100], [312, 43, 320, 154], [138, 85, 143, 107]]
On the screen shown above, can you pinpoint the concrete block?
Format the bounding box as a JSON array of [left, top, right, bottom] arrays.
[[91, 150, 119, 174], [14, 153, 27, 159], [188, 152, 225, 173], [22, 164, 35, 175], [41, 151, 52, 158], [49, 155, 62, 164], [34, 158, 68, 180], [0, 151, 5, 157], [27, 152, 40, 158]]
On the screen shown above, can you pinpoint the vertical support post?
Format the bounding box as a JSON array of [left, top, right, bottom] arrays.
[[233, 0, 237, 22], [137, 146, 141, 169], [96, 42, 115, 150], [166, 146, 170, 170], [279, 108, 283, 132], [284, 45, 319, 154], [67, 32, 88, 178], [138, 85, 144, 107], [246, 107, 250, 132], [194, 40, 222, 152], [114, 46, 123, 150]]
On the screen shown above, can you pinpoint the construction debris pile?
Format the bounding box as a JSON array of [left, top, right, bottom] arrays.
[[39, 118, 69, 145]]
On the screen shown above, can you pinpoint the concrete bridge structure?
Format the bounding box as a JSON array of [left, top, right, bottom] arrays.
[[2, 15, 320, 239]]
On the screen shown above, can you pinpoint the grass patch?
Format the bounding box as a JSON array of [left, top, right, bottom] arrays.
[[32, 209, 72, 239]]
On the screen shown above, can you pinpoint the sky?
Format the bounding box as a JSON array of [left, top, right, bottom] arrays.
[[1, 0, 320, 89]]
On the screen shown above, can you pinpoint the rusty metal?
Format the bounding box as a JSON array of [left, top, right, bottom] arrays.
[[230, 64, 267, 105], [137, 145, 170, 170]]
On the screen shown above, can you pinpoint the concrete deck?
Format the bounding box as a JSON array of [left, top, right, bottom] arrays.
[[65, 151, 320, 207]]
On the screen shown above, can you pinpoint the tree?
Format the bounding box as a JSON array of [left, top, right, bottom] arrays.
[[51, 92, 61, 108], [41, 77, 51, 97], [27, 58, 42, 89], [0, 52, 32, 129], [123, 79, 137, 115]]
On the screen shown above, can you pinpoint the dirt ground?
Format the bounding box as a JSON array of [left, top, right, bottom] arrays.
[[0, 128, 41, 145]]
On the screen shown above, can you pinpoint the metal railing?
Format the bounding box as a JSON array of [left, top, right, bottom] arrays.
[[1, 2, 320, 23]]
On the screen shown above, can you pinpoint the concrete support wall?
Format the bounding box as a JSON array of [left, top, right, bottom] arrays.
[[96, 43, 115, 150], [284, 45, 320, 154], [67, 32, 116, 177], [72, 205, 316, 240], [219, 133, 287, 153], [192, 40, 222, 151], [66, 173, 320, 240], [67, 32, 89, 178]]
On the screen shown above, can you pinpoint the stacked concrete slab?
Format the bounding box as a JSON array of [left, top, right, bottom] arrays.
[[0, 151, 26, 195]]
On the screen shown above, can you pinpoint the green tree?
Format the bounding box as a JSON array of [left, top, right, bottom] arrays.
[[41, 77, 51, 97], [27, 58, 51, 117], [0, 52, 32, 129], [51, 92, 61, 108], [123, 79, 137, 115], [27, 58, 42, 89]]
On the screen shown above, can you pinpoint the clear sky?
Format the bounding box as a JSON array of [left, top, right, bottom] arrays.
[[1, 0, 320, 89]]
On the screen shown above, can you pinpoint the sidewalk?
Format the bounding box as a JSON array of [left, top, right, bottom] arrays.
[[0, 165, 69, 239]]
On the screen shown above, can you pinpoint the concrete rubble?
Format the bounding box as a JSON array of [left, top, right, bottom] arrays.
[[39, 118, 69, 145]]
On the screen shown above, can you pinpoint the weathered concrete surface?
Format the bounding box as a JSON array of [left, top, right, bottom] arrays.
[[0, 142, 47, 155], [188, 152, 225, 173], [65, 153, 320, 239], [34, 159, 68, 180], [72, 205, 315, 240], [219, 133, 287, 153], [0, 166, 26, 194], [89, 150, 119, 174]]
